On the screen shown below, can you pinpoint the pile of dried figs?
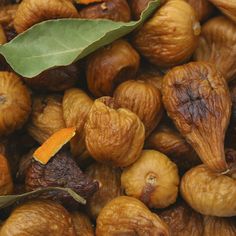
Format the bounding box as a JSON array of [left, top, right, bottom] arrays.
[[0, 0, 236, 235]]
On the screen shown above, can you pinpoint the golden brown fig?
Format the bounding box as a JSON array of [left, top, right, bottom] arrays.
[[162, 62, 231, 172], [132, 0, 200, 68], [121, 150, 179, 208], [85, 97, 145, 167], [0, 4, 19, 29], [181, 164, 236, 217], [0, 72, 31, 136], [85, 163, 122, 220], [128, 0, 152, 20], [27, 94, 65, 144], [14, 0, 79, 33], [96, 196, 170, 236], [86, 40, 140, 97], [194, 16, 236, 82], [0, 25, 6, 44], [0, 200, 76, 236], [114, 80, 163, 136]]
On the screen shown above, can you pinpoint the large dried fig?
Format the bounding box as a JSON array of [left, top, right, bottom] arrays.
[[0, 25, 7, 45], [96, 196, 170, 236], [85, 97, 145, 167], [181, 164, 236, 217], [162, 62, 231, 172], [86, 40, 140, 97], [194, 16, 236, 82], [0, 200, 76, 236], [121, 150, 179, 208], [128, 0, 152, 20], [132, 0, 200, 68], [0, 72, 31, 136]]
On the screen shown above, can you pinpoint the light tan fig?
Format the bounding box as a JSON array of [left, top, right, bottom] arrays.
[[86, 40, 140, 97], [96, 196, 170, 236], [194, 16, 236, 82], [0, 200, 76, 236], [85, 97, 145, 167], [181, 164, 236, 217], [121, 150, 179, 208], [27, 95, 65, 143], [0, 25, 6, 45], [162, 62, 231, 172], [132, 0, 201, 68], [114, 80, 163, 136]]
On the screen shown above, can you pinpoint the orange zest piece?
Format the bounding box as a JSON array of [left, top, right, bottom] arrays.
[[33, 127, 76, 165], [75, 0, 103, 5]]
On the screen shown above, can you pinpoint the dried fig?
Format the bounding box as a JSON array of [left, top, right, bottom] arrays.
[[0, 4, 19, 29], [0, 200, 76, 236], [181, 164, 236, 217], [162, 62, 231, 172], [78, 0, 131, 22], [27, 94, 65, 144], [14, 0, 79, 33], [85, 163, 122, 220], [121, 150, 179, 208], [86, 40, 140, 97], [0, 25, 7, 45], [128, 0, 152, 20], [0, 72, 31, 136], [85, 97, 145, 167], [194, 16, 236, 82], [132, 0, 201, 68], [96, 196, 170, 236]]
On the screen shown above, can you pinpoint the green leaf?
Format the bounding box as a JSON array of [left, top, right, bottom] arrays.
[[0, 0, 161, 78], [0, 187, 86, 209]]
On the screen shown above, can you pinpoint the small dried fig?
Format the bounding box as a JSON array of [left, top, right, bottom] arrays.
[[0, 72, 31, 136], [132, 0, 201, 68], [85, 97, 145, 167], [128, 0, 152, 20], [96, 196, 170, 236], [0, 200, 76, 236], [78, 0, 131, 22], [181, 164, 236, 217], [0, 25, 7, 45], [162, 62, 231, 172], [194, 16, 236, 82], [0, 4, 19, 29], [86, 39, 140, 97]]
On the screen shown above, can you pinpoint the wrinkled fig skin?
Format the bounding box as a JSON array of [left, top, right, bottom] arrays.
[[14, 0, 79, 33], [78, 0, 131, 22], [0, 25, 7, 45], [162, 62, 231, 172], [132, 0, 200, 68], [194, 16, 236, 82], [86, 40, 140, 97], [181, 165, 236, 217], [96, 196, 170, 236], [85, 163, 122, 220], [0, 200, 76, 236], [225, 149, 236, 179], [128, 0, 152, 20], [0, 4, 19, 29], [85, 97, 145, 167], [25, 151, 99, 205]]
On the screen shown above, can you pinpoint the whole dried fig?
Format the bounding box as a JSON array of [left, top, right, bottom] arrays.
[[86, 40, 140, 97], [85, 163, 122, 220], [121, 150, 179, 208], [0, 200, 76, 236], [162, 62, 231, 172], [181, 164, 236, 217], [114, 80, 163, 136], [0, 4, 19, 29], [132, 0, 201, 68], [128, 0, 152, 20], [96, 196, 170, 236], [0, 72, 31, 136], [194, 16, 236, 82], [85, 97, 145, 167], [0, 25, 7, 44]]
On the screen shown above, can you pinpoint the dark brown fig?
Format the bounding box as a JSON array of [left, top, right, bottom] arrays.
[[127, 0, 152, 20]]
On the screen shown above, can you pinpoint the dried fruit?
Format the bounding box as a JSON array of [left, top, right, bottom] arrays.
[[85, 97, 145, 167], [96, 196, 170, 235], [194, 16, 236, 82], [14, 0, 79, 33], [0, 25, 7, 45], [114, 80, 163, 136], [121, 150, 179, 208], [85, 163, 122, 220], [162, 62, 231, 172], [0, 200, 76, 236], [0, 72, 31, 136], [0, 4, 19, 29], [181, 164, 236, 217], [132, 0, 200, 67], [86, 40, 140, 97], [128, 0, 152, 20], [76, 0, 102, 4]]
